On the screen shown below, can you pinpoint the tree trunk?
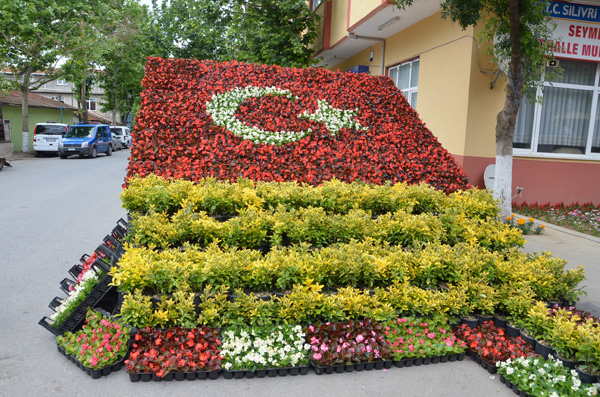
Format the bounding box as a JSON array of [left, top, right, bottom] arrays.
[[493, 0, 524, 221], [21, 86, 30, 152], [112, 65, 119, 125], [81, 77, 88, 123]]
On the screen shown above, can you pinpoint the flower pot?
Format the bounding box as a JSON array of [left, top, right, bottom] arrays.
[[505, 323, 520, 337], [384, 360, 393, 369], [534, 340, 555, 359], [493, 315, 508, 329], [422, 357, 431, 365], [439, 354, 449, 363], [413, 357, 423, 366], [403, 358, 414, 367], [460, 316, 479, 329], [334, 365, 345, 373], [374, 361, 385, 370], [519, 330, 537, 349], [344, 364, 354, 373], [556, 353, 579, 369], [478, 315, 494, 325], [576, 365, 600, 384], [354, 362, 365, 371], [364, 361, 375, 370]]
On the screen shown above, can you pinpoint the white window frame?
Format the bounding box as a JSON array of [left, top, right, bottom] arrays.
[[514, 60, 600, 161], [86, 97, 97, 111], [57, 79, 67, 86], [388, 58, 419, 109]]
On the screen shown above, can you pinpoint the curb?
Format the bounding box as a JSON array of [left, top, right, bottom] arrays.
[[514, 213, 600, 244]]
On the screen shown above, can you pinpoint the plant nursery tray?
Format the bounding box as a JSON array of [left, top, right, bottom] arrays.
[[222, 366, 310, 379], [392, 353, 465, 369], [57, 344, 125, 379], [499, 374, 530, 397], [39, 274, 114, 336], [311, 360, 392, 375], [128, 370, 221, 382]]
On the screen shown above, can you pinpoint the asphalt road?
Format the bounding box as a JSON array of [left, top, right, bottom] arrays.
[[1, 151, 594, 396]]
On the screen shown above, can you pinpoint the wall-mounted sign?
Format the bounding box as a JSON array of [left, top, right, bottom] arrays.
[[547, 1, 600, 61]]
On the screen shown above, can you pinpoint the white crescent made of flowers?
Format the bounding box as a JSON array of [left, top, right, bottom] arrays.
[[205, 85, 368, 145]]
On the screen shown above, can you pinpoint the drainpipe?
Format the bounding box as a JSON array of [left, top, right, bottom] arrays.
[[58, 106, 64, 123], [347, 33, 386, 76]]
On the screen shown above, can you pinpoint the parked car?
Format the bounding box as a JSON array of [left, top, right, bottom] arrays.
[[58, 123, 113, 158], [33, 122, 69, 156], [111, 132, 122, 151], [110, 126, 132, 149]]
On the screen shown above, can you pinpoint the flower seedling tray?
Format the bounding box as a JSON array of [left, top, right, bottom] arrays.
[[39, 273, 114, 336], [311, 360, 392, 375], [128, 370, 221, 382], [223, 366, 310, 379], [57, 344, 125, 379]]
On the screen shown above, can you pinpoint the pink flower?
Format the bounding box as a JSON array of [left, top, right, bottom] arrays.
[[309, 325, 314, 332], [408, 345, 414, 352], [90, 356, 98, 366], [427, 333, 436, 339], [312, 345, 319, 351], [313, 353, 322, 360], [320, 344, 329, 352], [356, 335, 364, 343], [419, 339, 425, 345]]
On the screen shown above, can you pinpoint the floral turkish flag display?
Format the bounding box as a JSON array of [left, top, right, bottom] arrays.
[[128, 57, 469, 192]]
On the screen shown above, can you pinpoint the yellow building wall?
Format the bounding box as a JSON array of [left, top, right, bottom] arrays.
[[348, 0, 383, 27], [330, 0, 349, 46], [330, 12, 508, 160]]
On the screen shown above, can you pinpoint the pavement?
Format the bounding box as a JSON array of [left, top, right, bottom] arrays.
[[0, 152, 598, 396]]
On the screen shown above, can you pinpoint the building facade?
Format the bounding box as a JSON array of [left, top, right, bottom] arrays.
[[312, 0, 600, 205], [2, 71, 118, 125]]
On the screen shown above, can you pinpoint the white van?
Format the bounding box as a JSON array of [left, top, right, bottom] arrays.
[[110, 126, 132, 149], [34, 122, 69, 156]]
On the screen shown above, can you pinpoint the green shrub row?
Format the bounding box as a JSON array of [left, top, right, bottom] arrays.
[[121, 174, 499, 219], [111, 240, 585, 313], [126, 205, 523, 251]]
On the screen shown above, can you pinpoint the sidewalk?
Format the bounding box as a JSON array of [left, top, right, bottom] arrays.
[[521, 222, 600, 317]]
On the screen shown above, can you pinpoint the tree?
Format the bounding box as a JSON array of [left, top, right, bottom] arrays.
[[61, 0, 125, 123], [149, 0, 320, 68], [99, 0, 152, 125], [394, 0, 555, 219], [0, 0, 91, 151]]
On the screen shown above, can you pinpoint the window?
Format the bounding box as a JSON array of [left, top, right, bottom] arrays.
[[57, 79, 67, 86], [514, 59, 600, 158], [388, 58, 419, 108], [312, 0, 323, 10], [86, 98, 97, 111]]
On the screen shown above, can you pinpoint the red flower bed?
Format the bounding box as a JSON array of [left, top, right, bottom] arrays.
[[128, 58, 469, 192], [454, 322, 537, 365]]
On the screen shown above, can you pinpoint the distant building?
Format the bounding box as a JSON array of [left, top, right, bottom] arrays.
[[0, 91, 78, 152], [2, 70, 119, 124]]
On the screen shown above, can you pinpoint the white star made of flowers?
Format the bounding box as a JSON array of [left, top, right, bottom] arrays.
[[299, 100, 368, 135], [206, 86, 368, 145]]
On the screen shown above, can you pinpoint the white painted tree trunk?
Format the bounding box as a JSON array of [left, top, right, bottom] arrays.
[[494, 151, 513, 220]]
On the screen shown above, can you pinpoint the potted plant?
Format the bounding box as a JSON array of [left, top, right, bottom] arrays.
[[125, 326, 223, 381], [56, 308, 131, 379], [220, 324, 310, 378], [305, 319, 392, 374], [382, 314, 466, 366], [497, 356, 599, 396], [454, 321, 536, 373], [574, 320, 600, 384]]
